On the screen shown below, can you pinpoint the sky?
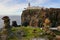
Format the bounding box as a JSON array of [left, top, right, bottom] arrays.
[[0, 0, 60, 15]]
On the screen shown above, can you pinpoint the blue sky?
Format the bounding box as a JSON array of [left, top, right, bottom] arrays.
[[0, 0, 60, 15]]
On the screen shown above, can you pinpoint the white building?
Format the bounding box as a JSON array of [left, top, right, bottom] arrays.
[[25, 3, 46, 10]]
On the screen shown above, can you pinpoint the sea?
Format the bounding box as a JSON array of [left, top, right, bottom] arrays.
[[0, 15, 21, 28]]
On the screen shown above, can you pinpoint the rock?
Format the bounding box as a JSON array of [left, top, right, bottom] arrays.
[[12, 21, 18, 27], [21, 8, 60, 27], [57, 26, 60, 31], [1, 16, 11, 40], [56, 35, 60, 40]]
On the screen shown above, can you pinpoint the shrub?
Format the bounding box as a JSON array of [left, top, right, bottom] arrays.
[[9, 26, 43, 40]]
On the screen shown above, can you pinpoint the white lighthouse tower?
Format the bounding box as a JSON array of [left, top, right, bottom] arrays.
[[28, 2, 30, 7]]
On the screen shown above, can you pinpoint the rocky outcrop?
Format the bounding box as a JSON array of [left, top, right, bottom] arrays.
[[21, 8, 60, 27], [1, 16, 11, 40], [12, 21, 18, 27]]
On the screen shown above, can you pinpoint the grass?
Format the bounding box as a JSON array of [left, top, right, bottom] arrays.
[[0, 26, 60, 40]]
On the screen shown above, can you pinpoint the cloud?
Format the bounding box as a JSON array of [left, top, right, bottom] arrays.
[[0, 4, 27, 15], [26, 0, 49, 5], [0, 0, 28, 15], [0, 0, 50, 15], [47, 3, 60, 8], [0, 0, 60, 15]]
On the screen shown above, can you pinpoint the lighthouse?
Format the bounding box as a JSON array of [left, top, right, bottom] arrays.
[[28, 2, 30, 7]]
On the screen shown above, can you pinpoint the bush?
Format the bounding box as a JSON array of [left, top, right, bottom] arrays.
[[9, 26, 43, 40], [0, 26, 57, 40]]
